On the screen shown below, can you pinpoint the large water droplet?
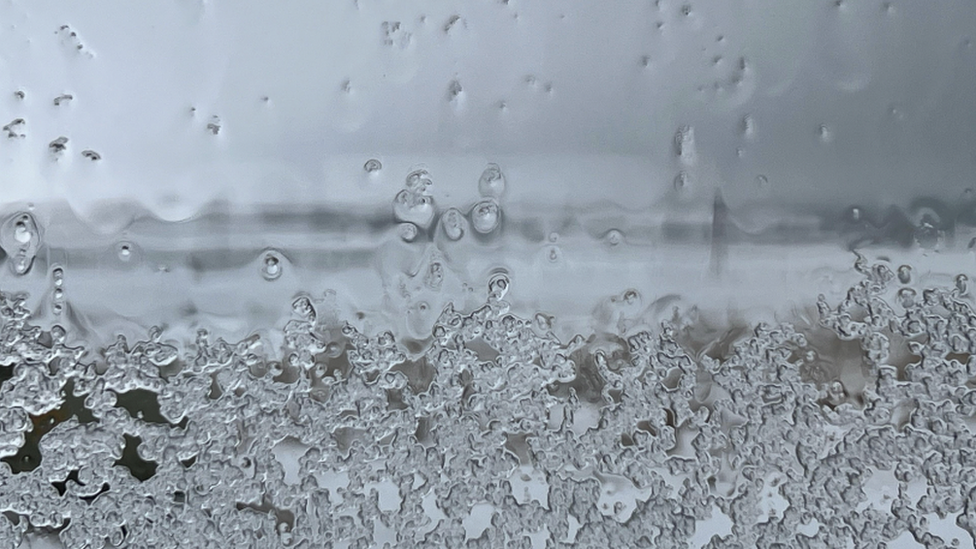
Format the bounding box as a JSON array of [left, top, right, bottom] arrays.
[[1, 212, 40, 276], [471, 200, 500, 234], [393, 190, 435, 228]]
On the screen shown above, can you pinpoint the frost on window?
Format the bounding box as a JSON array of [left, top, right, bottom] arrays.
[[0, 248, 974, 547]]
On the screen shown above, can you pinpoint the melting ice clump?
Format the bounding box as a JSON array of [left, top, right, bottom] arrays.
[[1, 260, 976, 547]]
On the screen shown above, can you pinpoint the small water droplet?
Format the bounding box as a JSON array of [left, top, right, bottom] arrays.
[[292, 296, 316, 321], [674, 171, 690, 190], [261, 252, 282, 281], [956, 274, 969, 295], [897, 265, 912, 284], [622, 289, 640, 306], [364, 159, 382, 173], [606, 229, 623, 246], [534, 313, 552, 332], [471, 200, 500, 234], [478, 164, 506, 198], [897, 287, 916, 308], [818, 124, 833, 143], [548, 232, 559, 243], [547, 246, 561, 263], [756, 174, 769, 189], [850, 207, 862, 222], [398, 222, 419, 242], [425, 261, 444, 290], [674, 125, 696, 166], [49, 136, 68, 154], [488, 273, 510, 300], [741, 115, 756, 138], [13, 222, 30, 244], [441, 208, 466, 241], [118, 243, 132, 261], [50, 325, 66, 344]]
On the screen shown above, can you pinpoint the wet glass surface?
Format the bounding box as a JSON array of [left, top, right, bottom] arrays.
[[2, 1, 976, 548]]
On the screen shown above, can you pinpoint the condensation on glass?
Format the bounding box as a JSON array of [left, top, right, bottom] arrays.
[[1, 1, 976, 548]]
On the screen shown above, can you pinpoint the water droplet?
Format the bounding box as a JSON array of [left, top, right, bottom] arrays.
[[52, 267, 64, 287], [441, 208, 466, 241], [741, 115, 756, 138], [547, 246, 561, 263], [850, 207, 862, 222], [13, 222, 31, 244], [898, 287, 916, 308], [674, 171, 690, 190], [425, 261, 444, 290], [49, 136, 69, 154], [118, 243, 133, 261], [447, 79, 463, 103], [956, 274, 969, 295], [818, 124, 833, 143], [756, 175, 769, 189], [534, 313, 552, 332], [548, 232, 559, 243], [262, 252, 282, 281], [53, 288, 63, 300], [914, 221, 943, 250], [897, 265, 912, 284], [471, 200, 500, 234], [364, 159, 382, 173], [405, 169, 432, 192], [393, 190, 435, 228], [674, 125, 696, 165], [50, 325, 66, 344], [488, 273, 510, 301], [398, 222, 419, 242], [1, 212, 40, 275], [292, 296, 316, 321], [478, 164, 506, 198], [622, 289, 640, 306], [606, 229, 623, 246]]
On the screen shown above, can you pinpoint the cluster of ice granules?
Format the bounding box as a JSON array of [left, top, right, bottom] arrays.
[[1, 262, 976, 547]]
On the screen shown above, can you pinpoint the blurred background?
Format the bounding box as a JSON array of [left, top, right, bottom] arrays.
[[0, 0, 973, 346]]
